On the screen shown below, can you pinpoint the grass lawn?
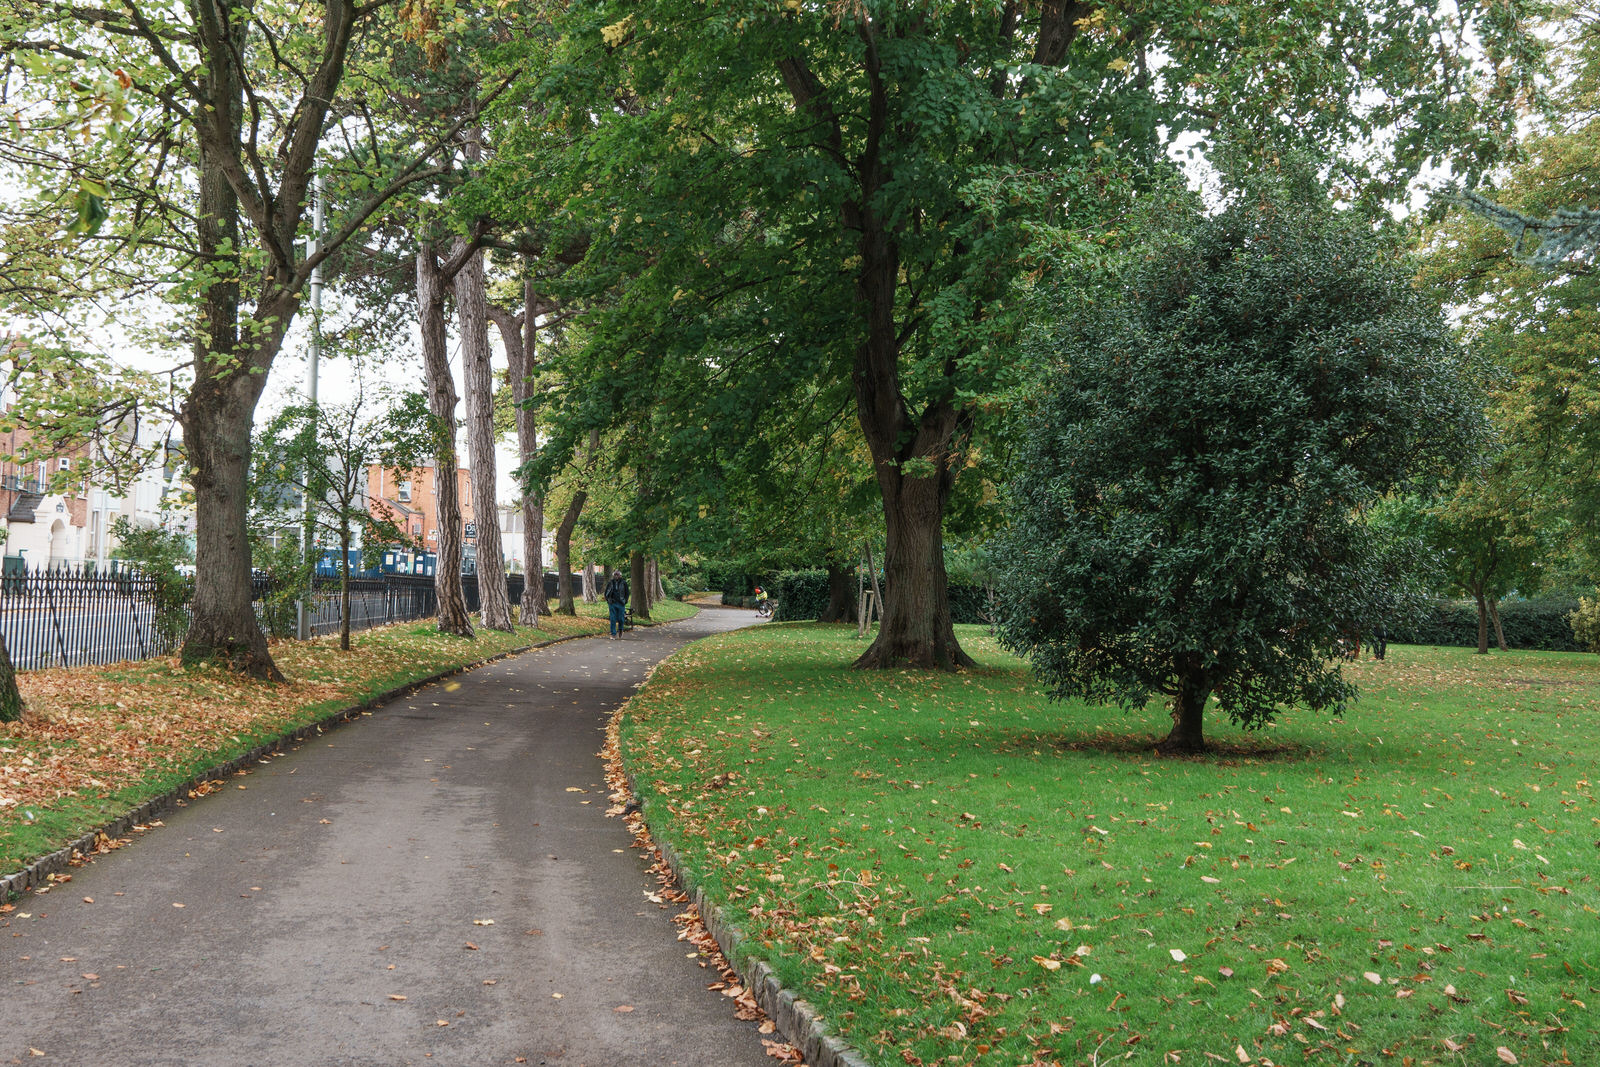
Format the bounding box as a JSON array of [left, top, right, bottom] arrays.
[[619, 623, 1599, 1067], [0, 607, 641, 877]]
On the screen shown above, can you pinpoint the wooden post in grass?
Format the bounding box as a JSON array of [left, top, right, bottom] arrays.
[[857, 542, 884, 638], [856, 557, 866, 637]]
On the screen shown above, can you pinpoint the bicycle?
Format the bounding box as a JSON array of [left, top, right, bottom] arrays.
[[755, 599, 773, 618]]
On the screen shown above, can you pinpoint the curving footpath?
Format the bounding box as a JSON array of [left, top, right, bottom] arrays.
[[0, 606, 777, 1067]]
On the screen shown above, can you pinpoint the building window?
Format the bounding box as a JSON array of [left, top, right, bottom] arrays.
[[58, 458, 70, 471], [398, 479, 412, 502]]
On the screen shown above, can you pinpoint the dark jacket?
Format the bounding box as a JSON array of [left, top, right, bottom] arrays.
[[604, 574, 629, 606]]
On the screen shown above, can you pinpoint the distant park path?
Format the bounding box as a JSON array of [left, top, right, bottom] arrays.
[[0, 605, 775, 1067]]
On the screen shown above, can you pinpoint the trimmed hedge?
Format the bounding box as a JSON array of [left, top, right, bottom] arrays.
[[764, 580, 1581, 651], [772, 570, 831, 621], [1387, 598, 1582, 652], [769, 569, 996, 625]]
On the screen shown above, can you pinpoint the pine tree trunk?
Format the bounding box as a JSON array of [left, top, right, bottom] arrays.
[[0, 633, 24, 723], [1489, 597, 1507, 651], [820, 561, 858, 623], [454, 235, 513, 632], [1157, 662, 1212, 754], [630, 551, 651, 620], [417, 245, 473, 638]]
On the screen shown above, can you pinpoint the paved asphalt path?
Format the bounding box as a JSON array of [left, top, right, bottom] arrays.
[[1, 605, 773, 1067]]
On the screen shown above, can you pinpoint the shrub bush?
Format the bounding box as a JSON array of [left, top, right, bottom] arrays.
[[772, 570, 830, 620], [1570, 594, 1600, 653], [1387, 598, 1582, 652]]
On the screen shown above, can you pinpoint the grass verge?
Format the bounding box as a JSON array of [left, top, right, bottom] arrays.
[[620, 622, 1599, 1067], [0, 609, 623, 875]]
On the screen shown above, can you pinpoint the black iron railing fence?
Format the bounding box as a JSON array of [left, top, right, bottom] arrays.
[[0, 564, 530, 672]]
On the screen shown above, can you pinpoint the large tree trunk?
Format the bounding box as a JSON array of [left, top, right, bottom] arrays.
[[553, 489, 586, 615], [1157, 661, 1212, 754], [179, 23, 283, 681], [418, 245, 473, 638], [183, 362, 283, 679], [630, 550, 651, 620], [454, 234, 513, 632], [582, 563, 596, 603], [820, 560, 858, 623], [1472, 586, 1490, 654], [649, 559, 665, 603], [856, 468, 971, 669]]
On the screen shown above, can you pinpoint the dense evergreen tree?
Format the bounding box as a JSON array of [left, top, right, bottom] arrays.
[[993, 183, 1483, 753]]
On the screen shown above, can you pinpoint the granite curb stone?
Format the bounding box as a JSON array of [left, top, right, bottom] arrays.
[[0, 630, 595, 901], [646, 799, 876, 1067]]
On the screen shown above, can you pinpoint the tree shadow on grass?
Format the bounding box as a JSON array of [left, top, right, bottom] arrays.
[[1005, 729, 1316, 763]]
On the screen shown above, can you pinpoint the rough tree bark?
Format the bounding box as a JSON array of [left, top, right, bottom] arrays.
[[582, 563, 596, 603], [417, 242, 474, 637], [454, 231, 513, 632]]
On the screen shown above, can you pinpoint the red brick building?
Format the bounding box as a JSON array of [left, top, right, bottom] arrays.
[[367, 462, 476, 563]]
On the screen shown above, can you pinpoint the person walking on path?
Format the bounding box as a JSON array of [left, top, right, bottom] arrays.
[[605, 567, 630, 638]]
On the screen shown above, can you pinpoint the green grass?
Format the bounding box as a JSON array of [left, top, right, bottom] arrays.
[[620, 623, 1599, 1067]]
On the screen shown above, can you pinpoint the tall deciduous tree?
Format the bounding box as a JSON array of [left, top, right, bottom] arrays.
[[454, 228, 514, 632], [488, 282, 555, 623], [543, 0, 1535, 671], [1428, 5, 1600, 588], [0, 0, 500, 678], [992, 183, 1483, 753], [417, 240, 478, 637]]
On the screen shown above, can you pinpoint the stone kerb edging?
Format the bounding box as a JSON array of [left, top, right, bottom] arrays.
[[637, 790, 875, 1067], [0, 630, 593, 901]]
